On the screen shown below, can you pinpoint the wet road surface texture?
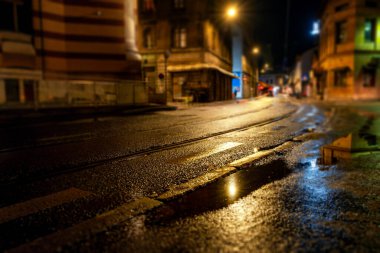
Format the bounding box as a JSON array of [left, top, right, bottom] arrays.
[[0, 97, 379, 252]]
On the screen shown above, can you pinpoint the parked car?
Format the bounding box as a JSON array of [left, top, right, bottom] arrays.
[[258, 81, 273, 96]]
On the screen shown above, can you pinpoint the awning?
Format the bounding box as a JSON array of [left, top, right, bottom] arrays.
[[332, 66, 351, 72], [167, 63, 238, 78]]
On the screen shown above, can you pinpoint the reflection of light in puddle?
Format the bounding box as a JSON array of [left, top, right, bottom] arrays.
[[228, 182, 237, 197], [226, 175, 239, 199], [321, 133, 380, 165], [302, 157, 329, 202], [310, 158, 318, 170]]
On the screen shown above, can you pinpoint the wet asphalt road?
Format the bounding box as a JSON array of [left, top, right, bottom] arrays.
[[0, 97, 379, 252]]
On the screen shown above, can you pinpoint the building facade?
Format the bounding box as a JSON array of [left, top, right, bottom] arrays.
[[0, 0, 143, 108], [319, 0, 380, 100], [137, 0, 235, 103]]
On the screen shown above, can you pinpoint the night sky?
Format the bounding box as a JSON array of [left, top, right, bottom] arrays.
[[238, 0, 321, 71]]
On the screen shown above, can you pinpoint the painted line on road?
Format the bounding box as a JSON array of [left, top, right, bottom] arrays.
[[0, 188, 92, 224], [178, 142, 243, 164], [7, 197, 162, 253], [157, 166, 237, 200], [228, 150, 274, 168], [159, 142, 299, 201], [7, 140, 303, 252], [292, 132, 326, 142]]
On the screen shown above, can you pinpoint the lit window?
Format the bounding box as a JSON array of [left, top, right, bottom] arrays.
[[174, 0, 185, 9], [363, 67, 376, 87], [334, 69, 349, 87], [173, 27, 187, 48], [0, 0, 32, 33], [143, 28, 154, 49], [335, 21, 348, 44], [364, 19, 376, 42]]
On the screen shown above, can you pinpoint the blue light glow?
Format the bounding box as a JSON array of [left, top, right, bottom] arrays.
[[311, 21, 320, 36]]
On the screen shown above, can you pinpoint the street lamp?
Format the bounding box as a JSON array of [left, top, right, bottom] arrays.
[[252, 47, 260, 97], [226, 4, 244, 99], [226, 6, 237, 19], [164, 50, 171, 105]]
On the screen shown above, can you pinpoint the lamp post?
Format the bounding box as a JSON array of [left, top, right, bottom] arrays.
[[252, 47, 260, 97], [164, 50, 171, 105], [226, 4, 244, 100]]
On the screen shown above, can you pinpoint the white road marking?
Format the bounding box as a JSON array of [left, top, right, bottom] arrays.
[[8, 197, 162, 253], [182, 142, 243, 163], [0, 188, 92, 224]]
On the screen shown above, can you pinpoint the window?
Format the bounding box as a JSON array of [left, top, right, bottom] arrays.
[[173, 27, 187, 48], [0, 0, 32, 33], [143, 28, 154, 49], [174, 0, 185, 9], [23, 80, 35, 102], [334, 69, 349, 87], [4, 79, 20, 102], [363, 67, 376, 87], [336, 21, 348, 44], [335, 3, 349, 12], [142, 0, 155, 12], [364, 19, 376, 42]]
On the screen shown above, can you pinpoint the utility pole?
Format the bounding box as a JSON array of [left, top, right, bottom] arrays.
[[283, 0, 291, 72]]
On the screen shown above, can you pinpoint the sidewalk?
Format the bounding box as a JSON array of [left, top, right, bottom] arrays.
[[168, 96, 267, 110], [0, 96, 270, 126], [0, 104, 177, 126]]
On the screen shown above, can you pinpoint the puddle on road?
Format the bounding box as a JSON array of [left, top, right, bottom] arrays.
[[148, 159, 291, 224], [321, 132, 380, 165]]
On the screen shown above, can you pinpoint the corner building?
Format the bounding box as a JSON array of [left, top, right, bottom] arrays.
[[0, 0, 142, 107], [319, 0, 380, 100], [137, 0, 234, 102]]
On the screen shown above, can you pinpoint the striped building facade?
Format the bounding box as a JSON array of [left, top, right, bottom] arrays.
[[0, 0, 143, 108]]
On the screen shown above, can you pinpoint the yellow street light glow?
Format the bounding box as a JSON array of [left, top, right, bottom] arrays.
[[226, 6, 237, 18], [253, 47, 260, 55]]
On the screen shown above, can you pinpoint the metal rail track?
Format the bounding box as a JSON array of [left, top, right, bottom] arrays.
[[0, 108, 298, 187], [0, 105, 274, 154]]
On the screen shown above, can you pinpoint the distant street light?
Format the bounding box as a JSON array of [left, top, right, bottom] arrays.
[[226, 6, 237, 19], [253, 47, 260, 55], [310, 21, 320, 36]]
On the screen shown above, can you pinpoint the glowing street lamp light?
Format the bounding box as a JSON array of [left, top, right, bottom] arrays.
[[252, 47, 260, 55], [226, 6, 237, 19]]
